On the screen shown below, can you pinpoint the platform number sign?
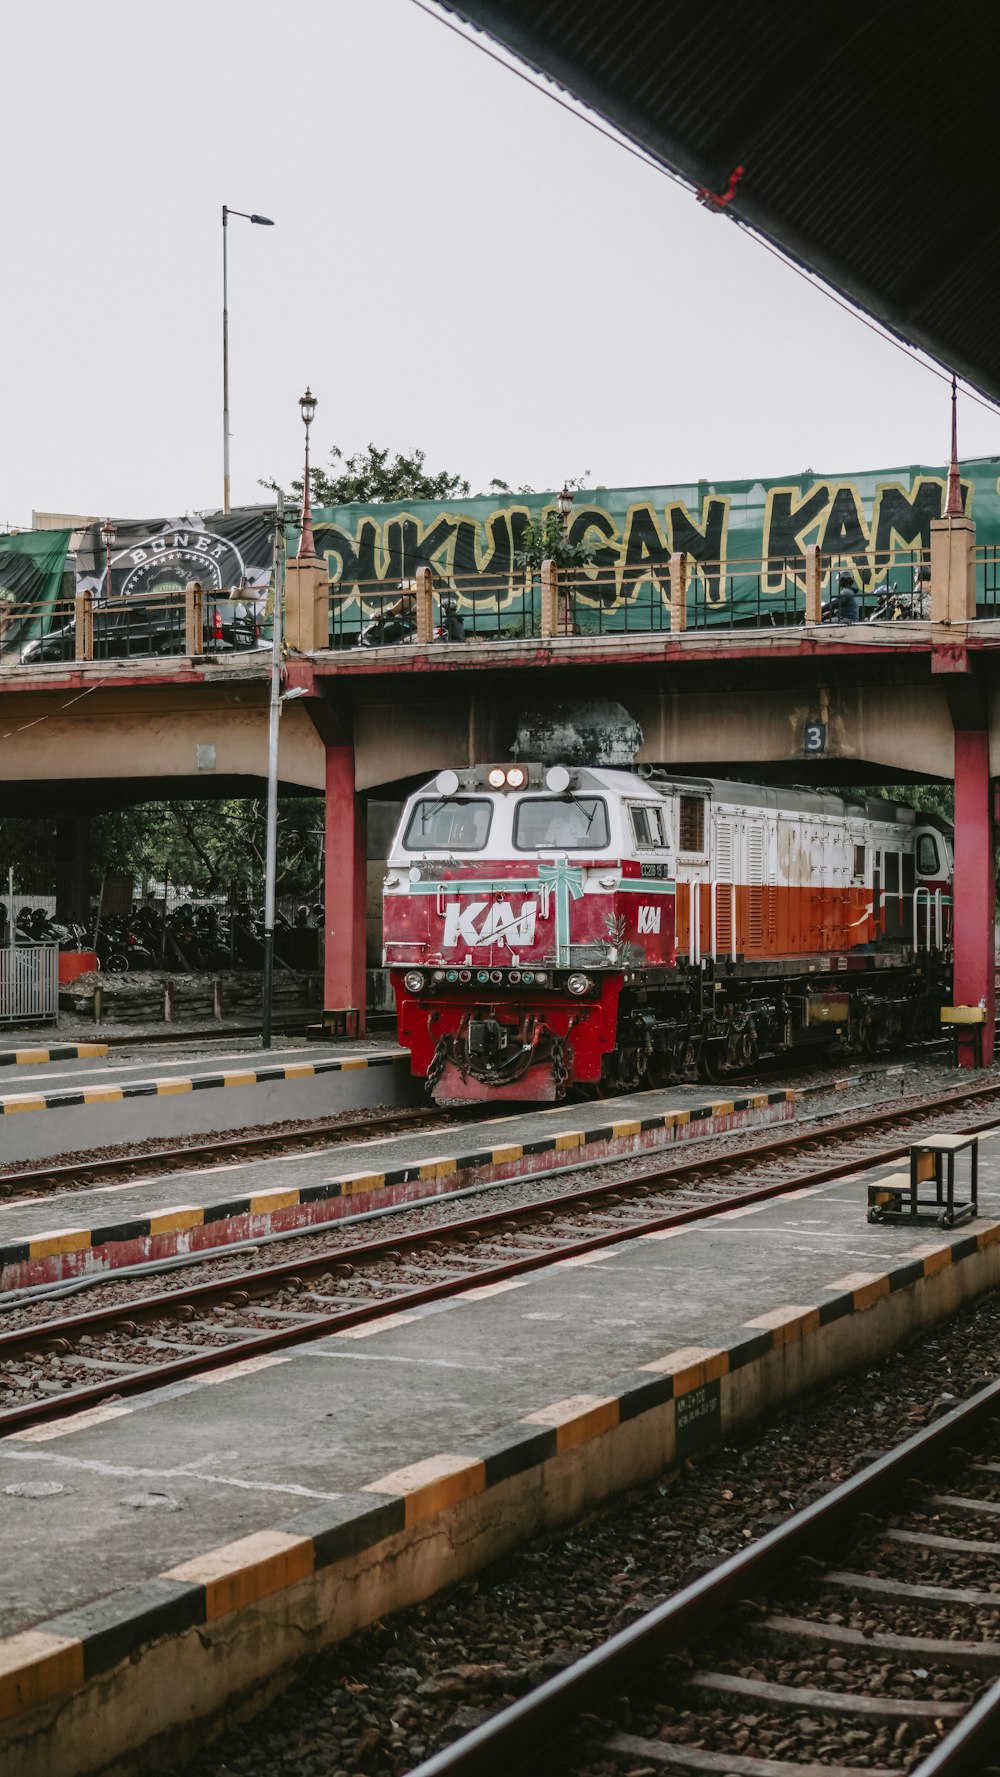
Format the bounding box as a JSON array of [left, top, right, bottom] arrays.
[[675, 1378, 721, 1458], [803, 720, 827, 755]]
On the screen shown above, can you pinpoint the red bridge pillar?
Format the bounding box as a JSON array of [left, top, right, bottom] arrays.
[[952, 729, 995, 1066], [324, 743, 367, 1036]]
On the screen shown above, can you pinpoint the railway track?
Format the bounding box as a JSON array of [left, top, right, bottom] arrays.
[[406, 1377, 1000, 1777], [3, 1078, 1000, 1440]]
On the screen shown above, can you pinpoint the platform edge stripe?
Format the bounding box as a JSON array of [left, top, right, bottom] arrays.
[[273, 1495, 407, 1569], [281, 1063, 317, 1080], [361, 1454, 487, 1525], [417, 1155, 458, 1181], [464, 1424, 559, 1486], [553, 1130, 584, 1151], [741, 1304, 822, 1347], [146, 1206, 206, 1235], [977, 1220, 1000, 1249], [335, 1171, 386, 1196], [221, 1072, 257, 1088], [162, 1530, 314, 1621], [155, 1078, 194, 1096], [339, 1058, 370, 1071], [614, 1370, 676, 1422], [0, 1630, 85, 1722], [0, 1095, 49, 1116], [638, 1346, 731, 1394], [249, 1188, 301, 1215], [518, 1393, 621, 1451], [919, 1246, 954, 1279], [490, 1143, 524, 1164], [828, 1270, 892, 1311], [39, 1580, 206, 1680], [28, 1228, 92, 1259]]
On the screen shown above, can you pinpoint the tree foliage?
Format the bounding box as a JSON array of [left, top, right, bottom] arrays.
[[298, 443, 472, 508]]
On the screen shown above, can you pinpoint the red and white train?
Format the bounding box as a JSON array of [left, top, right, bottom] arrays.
[[383, 763, 953, 1101]]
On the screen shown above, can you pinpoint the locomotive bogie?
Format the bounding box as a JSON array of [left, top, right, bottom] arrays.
[[383, 765, 953, 1101]]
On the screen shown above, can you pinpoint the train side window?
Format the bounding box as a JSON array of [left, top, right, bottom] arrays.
[[916, 834, 940, 875], [678, 795, 706, 853], [853, 844, 866, 880], [629, 805, 664, 848]]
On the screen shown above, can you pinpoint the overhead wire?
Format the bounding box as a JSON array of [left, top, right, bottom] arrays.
[[411, 0, 1000, 430]]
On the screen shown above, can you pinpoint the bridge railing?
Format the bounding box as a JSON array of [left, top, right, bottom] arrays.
[[0, 584, 262, 665]]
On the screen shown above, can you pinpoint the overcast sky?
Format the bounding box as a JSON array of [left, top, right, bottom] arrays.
[[3, 0, 998, 529]]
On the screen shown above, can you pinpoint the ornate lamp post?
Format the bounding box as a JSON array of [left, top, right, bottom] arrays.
[[100, 517, 117, 600], [556, 483, 573, 539], [298, 387, 318, 557], [222, 205, 274, 514]]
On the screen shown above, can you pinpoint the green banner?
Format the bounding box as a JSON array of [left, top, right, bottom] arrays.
[[0, 529, 72, 653], [315, 458, 999, 627]]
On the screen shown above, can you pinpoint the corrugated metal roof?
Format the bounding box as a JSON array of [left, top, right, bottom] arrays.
[[446, 1, 1000, 402]]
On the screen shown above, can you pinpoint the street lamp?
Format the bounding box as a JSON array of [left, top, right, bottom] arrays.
[[556, 483, 573, 539], [100, 517, 117, 600], [222, 205, 275, 515], [298, 387, 318, 557]]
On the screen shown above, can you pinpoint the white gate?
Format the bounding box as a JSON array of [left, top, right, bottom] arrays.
[[0, 945, 59, 1023]]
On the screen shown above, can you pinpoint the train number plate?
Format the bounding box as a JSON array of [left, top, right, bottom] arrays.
[[675, 1379, 721, 1457]]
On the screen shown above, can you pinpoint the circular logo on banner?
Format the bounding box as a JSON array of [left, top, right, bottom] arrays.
[[113, 526, 254, 599]]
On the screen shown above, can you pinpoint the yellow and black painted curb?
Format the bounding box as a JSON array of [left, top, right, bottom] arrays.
[[0, 1050, 401, 1119], [0, 1044, 108, 1070], [0, 1090, 795, 1285], [2, 1202, 997, 1764]]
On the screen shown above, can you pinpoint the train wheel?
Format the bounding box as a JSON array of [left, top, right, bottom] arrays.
[[698, 1039, 726, 1083]]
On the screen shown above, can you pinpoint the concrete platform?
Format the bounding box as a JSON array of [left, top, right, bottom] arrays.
[[3, 1125, 998, 1776], [0, 1086, 794, 1290], [0, 1044, 415, 1165]]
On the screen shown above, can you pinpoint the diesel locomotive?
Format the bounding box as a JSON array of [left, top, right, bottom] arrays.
[[383, 764, 952, 1101]]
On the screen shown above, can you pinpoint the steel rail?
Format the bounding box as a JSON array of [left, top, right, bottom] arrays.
[[3, 1083, 1000, 1438], [404, 1376, 1000, 1777]]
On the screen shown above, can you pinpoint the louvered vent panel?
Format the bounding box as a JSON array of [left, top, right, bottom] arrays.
[[747, 822, 764, 950]]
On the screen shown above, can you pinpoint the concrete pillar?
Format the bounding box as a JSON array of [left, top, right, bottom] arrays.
[[952, 728, 995, 1066], [804, 545, 823, 624], [55, 817, 90, 923], [930, 516, 976, 624], [324, 742, 367, 1034], [184, 581, 204, 656], [414, 566, 434, 646], [74, 589, 94, 661], [285, 556, 329, 652], [539, 559, 559, 638], [669, 553, 687, 632]]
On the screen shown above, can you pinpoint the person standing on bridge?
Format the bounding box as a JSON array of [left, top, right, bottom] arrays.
[[831, 571, 860, 623]]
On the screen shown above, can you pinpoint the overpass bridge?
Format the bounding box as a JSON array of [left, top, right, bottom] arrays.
[[0, 504, 995, 1059]]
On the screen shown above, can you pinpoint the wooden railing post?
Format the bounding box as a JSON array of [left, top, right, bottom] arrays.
[[539, 559, 559, 638], [75, 588, 94, 661], [804, 545, 823, 624], [669, 552, 687, 632], [414, 566, 434, 646], [184, 580, 204, 655]]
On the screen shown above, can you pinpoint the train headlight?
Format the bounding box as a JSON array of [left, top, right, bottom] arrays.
[[545, 764, 571, 792], [566, 972, 592, 996], [435, 769, 460, 795], [487, 767, 506, 789], [403, 971, 426, 994], [506, 765, 528, 788]]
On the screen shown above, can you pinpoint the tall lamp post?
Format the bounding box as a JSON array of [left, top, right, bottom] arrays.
[[100, 517, 117, 600], [557, 482, 573, 539], [298, 387, 317, 555], [222, 205, 274, 515]]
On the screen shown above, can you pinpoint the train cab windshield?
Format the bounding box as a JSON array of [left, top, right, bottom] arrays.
[[513, 796, 610, 850], [403, 798, 493, 850]]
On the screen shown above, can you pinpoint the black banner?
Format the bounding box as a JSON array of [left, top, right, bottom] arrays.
[[75, 507, 276, 604]]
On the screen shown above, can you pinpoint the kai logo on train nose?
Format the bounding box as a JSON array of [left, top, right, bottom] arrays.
[[442, 899, 538, 949]]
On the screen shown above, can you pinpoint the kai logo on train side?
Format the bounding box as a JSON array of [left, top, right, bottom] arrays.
[[637, 905, 661, 934], [441, 899, 539, 950]]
